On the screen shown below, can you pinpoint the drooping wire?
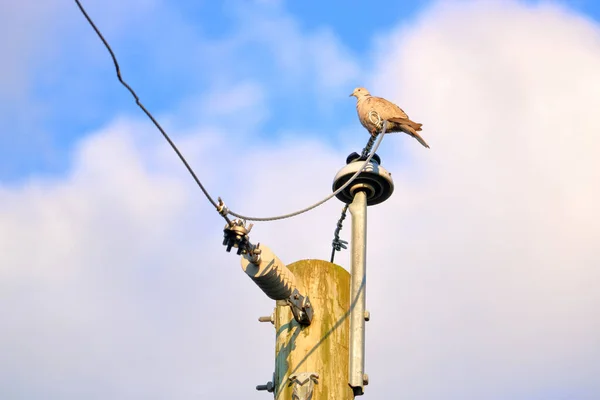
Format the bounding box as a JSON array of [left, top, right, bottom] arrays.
[[226, 124, 387, 222], [74, 0, 390, 226], [73, 0, 229, 223], [330, 204, 349, 263]]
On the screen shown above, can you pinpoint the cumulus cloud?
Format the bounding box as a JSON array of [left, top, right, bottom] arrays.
[[0, 0, 361, 178], [0, 111, 349, 398], [0, 118, 275, 398], [365, 1, 600, 399], [230, 1, 361, 102], [2, 1, 600, 399]]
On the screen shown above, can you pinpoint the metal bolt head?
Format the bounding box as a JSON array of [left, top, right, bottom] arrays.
[[364, 311, 371, 321], [258, 312, 275, 325], [256, 381, 274, 392], [363, 374, 369, 386]]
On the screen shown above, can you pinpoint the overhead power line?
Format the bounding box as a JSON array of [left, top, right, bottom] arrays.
[[73, 0, 227, 220], [226, 129, 385, 222], [74, 0, 387, 224]]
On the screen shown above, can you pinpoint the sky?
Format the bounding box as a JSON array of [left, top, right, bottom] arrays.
[[1, 0, 600, 398]]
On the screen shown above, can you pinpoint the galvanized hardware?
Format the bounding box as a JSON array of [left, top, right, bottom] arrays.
[[364, 311, 370, 322], [333, 238, 348, 251], [216, 197, 229, 217], [222, 218, 256, 258], [332, 147, 394, 206], [348, 190, 367, 396], [257, 372, 275, 393], [287, 288, 313, 326], [288, 372, 319, 400], [256, 381, 274, 392], [249, 243, 262, 264], [258, 311, 275, 325]]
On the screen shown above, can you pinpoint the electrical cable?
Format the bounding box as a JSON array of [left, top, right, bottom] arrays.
[[74, 0, 388, 226], [73, 0, 228, 222], [226, 124, 387, 222]]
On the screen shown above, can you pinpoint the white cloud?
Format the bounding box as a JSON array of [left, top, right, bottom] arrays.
[[365, 1, 600, 398], [231, 2, 361, 99], [0, 118, 275, 398], [0, 113, 350, 398], [176, 80, 270, 132]]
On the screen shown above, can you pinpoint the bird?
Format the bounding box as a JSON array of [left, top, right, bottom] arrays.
[[350, 87, 429, 149]]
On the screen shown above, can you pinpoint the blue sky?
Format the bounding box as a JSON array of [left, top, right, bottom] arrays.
[[2, 0, 600, 180], [0, 0, 446, 181], [2, 0, 600, 399]]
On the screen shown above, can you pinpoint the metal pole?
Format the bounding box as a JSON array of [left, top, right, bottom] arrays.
[[348, 190, 368, 395]]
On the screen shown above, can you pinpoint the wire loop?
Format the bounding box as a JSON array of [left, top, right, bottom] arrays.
[[368, 110, 383, 130]]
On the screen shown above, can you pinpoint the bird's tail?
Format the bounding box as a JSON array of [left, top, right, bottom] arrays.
[[388, 117, 423, 131], [398, 123, 430, 149]]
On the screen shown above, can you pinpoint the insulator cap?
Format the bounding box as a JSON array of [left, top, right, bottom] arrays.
[[345, 152, 381, 165], [332, 153, 394, 206]]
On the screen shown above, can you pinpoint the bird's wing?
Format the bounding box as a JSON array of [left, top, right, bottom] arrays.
[[369, 96, 409, 120]]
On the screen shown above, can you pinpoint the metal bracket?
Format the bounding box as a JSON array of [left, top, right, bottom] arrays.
[[216, 197, 230, 217], [222, 218, 251, 254], [222, 219, 261, 263], [287, 288, 313, 326], [289, 372, 319, 400]]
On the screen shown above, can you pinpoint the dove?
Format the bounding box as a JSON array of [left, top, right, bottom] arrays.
[[350, 87, 429, 149]]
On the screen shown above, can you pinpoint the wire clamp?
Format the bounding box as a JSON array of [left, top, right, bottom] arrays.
[[332, 238, 348, 252], [216, 197, 230, 217], [249, 242, 262, 264], [288, 373, 319, 400], [287, 289, 314, 325], [222, 219, 253, 255]]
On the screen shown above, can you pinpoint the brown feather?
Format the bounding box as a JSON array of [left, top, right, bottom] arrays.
[[399, 124, 430, 148], [388, 117, 423, 131], [351, 87, 429, 149]]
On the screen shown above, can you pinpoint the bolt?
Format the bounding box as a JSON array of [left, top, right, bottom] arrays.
[[256, 381, 274, 392], [363, 374, 369, 386], [364, 311, 371, 321], [294, 294, 299, 300], [258, 314, 274, 324]]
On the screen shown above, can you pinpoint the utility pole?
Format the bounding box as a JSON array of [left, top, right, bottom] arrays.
[[226, 147, 393, 399]]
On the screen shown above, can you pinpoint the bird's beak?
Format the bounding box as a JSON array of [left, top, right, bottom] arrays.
[[349, 93, 353, 97]]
